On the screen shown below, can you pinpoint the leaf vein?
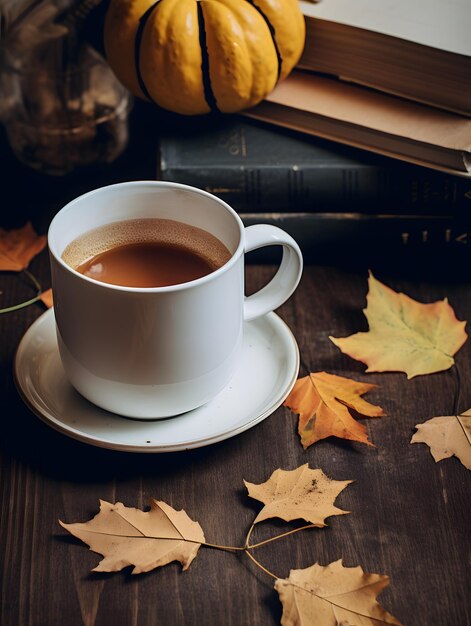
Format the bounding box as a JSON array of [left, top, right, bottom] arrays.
[[289, 581, 392, 622], [456, 414, 471, 446]]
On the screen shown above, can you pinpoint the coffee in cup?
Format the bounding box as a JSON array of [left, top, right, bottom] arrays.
[[62, 218, 231, 288]]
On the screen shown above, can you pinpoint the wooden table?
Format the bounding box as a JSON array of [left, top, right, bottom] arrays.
[[0, 105, 470, 626], [1, 250, 470, 625]]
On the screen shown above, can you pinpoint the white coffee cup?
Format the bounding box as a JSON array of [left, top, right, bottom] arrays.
[[48, 181, 303, 418]]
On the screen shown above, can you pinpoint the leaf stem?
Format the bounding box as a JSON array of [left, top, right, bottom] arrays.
[[23, 269, 42, 292], [243, 549, 279, 580], [244, 522, 255, 549], [0, 269, 45, 315], [201, 541, 245, 552], [0, 294, 42, 314], [195, 522, 318, 555], [247, 524, 318, 549], [453, 363, 463, 417], [238, 519, 317, 582]]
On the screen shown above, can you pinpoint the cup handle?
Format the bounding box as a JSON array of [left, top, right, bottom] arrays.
[[243, 224, 303, 321]]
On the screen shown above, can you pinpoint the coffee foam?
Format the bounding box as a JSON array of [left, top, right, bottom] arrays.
[[62, 218, 231, 271]]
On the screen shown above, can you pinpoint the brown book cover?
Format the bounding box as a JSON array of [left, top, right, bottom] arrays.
[[298, 0, 471, 116], [245, 72, 471, 177]]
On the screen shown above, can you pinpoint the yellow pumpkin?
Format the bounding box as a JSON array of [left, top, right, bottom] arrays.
[[104, 0, 305, 115]]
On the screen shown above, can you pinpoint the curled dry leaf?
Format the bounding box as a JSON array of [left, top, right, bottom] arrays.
[[244, 464, 352, 526], [275, 559, 403, 626], [411, 409, 471, 470], [60, 499, 205, 574], [284, 371, 384, 448], [0, 222, 47, 271], [330, 271, 467, 378]]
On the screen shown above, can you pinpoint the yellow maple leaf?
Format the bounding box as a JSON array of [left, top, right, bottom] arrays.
[[244, 464, 352, 526], [275, 559, 403, 626], [330, 271, 467, 378], [411, 409, 471, 470], [0, 222, 47, 272], [284, 371, 385, 448], [59, 499, 205, 574]]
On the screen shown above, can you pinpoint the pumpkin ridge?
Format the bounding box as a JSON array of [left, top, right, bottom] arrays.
[[197, 2, 220, 113], [135, 0, 164, 102], [244, 0, 281, 80]]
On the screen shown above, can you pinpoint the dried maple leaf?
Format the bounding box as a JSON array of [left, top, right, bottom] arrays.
[[275, 559, 403, 626], [244, 464, 352, 526], [59, 499, 205, 574], [284, 371, 384, 448], [0, 223, 47, 271], [330, 271, 467, 378], [411, 409, 471, 470], [39, 288, 53, 308]]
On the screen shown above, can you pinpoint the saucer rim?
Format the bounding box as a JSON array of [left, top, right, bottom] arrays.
[[14, 308, 299, 453]]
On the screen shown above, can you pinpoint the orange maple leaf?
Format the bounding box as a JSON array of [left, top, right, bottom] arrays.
[[330, 271, 467, 378], [0, 223, 47, 272], [284, 371, 385, 448], [39, 288, 53, 308]]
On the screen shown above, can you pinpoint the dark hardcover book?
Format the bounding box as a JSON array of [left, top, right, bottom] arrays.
[[240, 211, 471, 263], [157, 118, 471, 213]]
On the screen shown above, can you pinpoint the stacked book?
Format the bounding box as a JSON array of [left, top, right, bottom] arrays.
[[158, 0, 471, 257], [246, 0, 471, 177], [158, 118, 471, 258]]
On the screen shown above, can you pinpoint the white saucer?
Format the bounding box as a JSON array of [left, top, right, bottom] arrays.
[[14, 308, 299, 453]]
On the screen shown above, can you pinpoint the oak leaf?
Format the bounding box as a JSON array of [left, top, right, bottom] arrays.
[[330, 271, 467, 378], [59, 499, 205, 574], [244, 464, 352, 526], [0, 222, 47, 271], [275, 559, 403, 626], [284, 371, 384, 448], [411, 409, 471, 470]]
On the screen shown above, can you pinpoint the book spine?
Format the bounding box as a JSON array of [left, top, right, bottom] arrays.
[[160, 165, 470, 213], [239, 212, 471, 261]]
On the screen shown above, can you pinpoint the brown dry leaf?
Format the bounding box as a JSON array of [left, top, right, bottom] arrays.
[[284, 371, 384, 448], [411, 409, 471, 470], [330, 271, 467, 378], [275, 559, 403, 626], [59, 499, 205, 574], [0, 222, 47, 271], [244, 464, 352, 526], [39, 288, 53, 308]]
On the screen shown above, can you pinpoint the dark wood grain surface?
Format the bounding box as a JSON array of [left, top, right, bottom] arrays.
[[0, 104, 470, 626], [1, 255, 470, 626]]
